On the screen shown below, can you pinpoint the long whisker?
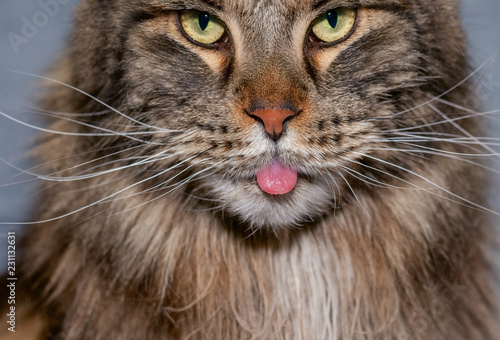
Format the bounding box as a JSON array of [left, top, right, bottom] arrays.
[[369, 146, 500, 173], [366, 131, 500, 146], [110, 161, 222, 216], [8, 70, 180, 133], [336, 171, 371, 217], [426, 102, 500, 158], [0, 148, 214, 225], [339, 165, 413, 190], [379, 129, 500, 142], [370, 56, 495, 120], [435, 97, 480, 115], [366, 140, 500, 157], [30, 108, 168, 145], [352, 152, 500, 215], [319, 172, 337, 205], [1, 146, 157, 193], [0, 108, 172, 147], [103, 157, 213, 203], [34, 107, 110, 118], [0, 109, 128, 138], [381, 107, 500, 133], [0, 149, 175, 182], [337, 154, 493, 214]]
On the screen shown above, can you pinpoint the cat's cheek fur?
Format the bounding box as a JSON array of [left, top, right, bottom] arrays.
[[137, 13, 230, 73], [308, 9, 405, 73]]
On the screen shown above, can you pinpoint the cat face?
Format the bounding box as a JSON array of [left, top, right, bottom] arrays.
[[69, 0, 465, 228]]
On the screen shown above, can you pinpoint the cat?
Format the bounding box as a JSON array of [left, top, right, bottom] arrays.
[[1, 0, 499, 339]]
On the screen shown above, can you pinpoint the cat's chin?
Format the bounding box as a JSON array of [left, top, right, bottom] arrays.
[[204, 176, 334, 229]]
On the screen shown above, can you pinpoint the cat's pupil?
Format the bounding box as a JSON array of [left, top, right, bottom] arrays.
[[198, 13, 210, 31], [327, 10, 338, 29]]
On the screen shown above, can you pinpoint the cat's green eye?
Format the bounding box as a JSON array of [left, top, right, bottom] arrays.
[[311, 8, 357, 44], [180, 10, 226, 45]]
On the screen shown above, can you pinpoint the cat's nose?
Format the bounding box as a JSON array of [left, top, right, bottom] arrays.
[[249, 109, 297, 142]]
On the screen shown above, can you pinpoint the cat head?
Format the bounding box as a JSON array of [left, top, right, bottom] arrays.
[[57, 0, 469, 229]]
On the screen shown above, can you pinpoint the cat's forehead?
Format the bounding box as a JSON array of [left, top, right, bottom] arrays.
[[208, 0, 311, 10], [153, 0, 415, 16], [168, 0, 312, 14], [190, 0, 410, 11]]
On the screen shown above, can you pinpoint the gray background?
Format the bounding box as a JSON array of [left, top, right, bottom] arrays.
[[0, 1, 499, 263], [0, 0, 79, 229]]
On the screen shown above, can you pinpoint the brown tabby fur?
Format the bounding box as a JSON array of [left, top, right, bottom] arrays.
[[1, 0, 499, 339]]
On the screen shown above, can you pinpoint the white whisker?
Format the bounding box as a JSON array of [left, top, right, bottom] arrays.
[[427, 102, 500, 158], [0, 149, 175, 183], [340, 165, 412, 190], [103, 157, 213, 203], [0, 150, 213, 225], [367, 145, 500, 175], [352, 151, 500, 215], [381, 107, 500, 133], [367, 139, 499, 157], [32, 108, 170, 145], [8, 70, 180, 134], [109, 162, 222, 216], [336, 171, 371, 217], [376, 56, 495, 119]]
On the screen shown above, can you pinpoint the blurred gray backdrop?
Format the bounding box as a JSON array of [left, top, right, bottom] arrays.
[[0, 1, 499, 267]]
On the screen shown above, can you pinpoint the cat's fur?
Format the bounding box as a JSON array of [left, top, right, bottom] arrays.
[[1, 0, 499, 339]]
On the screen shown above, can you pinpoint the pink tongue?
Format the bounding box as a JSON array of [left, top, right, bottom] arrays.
[[256, 160, 298, 195]]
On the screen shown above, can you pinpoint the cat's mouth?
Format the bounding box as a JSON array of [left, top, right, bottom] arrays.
[[256, 159, 298, 195], [203, 156, 333, 228]]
